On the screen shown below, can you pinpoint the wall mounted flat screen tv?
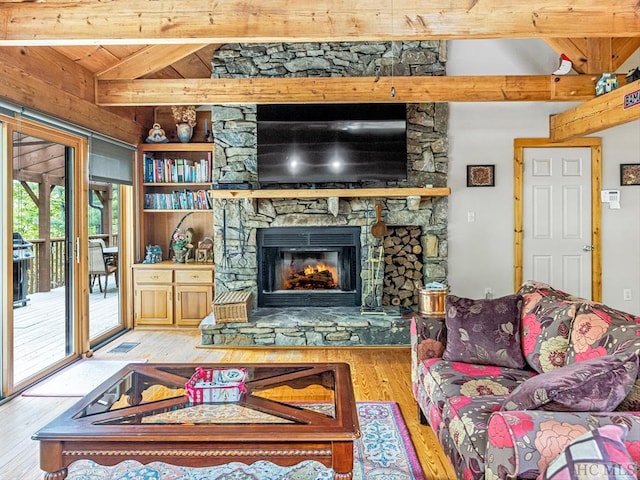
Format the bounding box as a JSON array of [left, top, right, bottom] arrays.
[[257, 103, 407, 184]]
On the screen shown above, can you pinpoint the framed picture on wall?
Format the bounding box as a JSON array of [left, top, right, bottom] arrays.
[[467, 165, 495, 187], [620, 164, 640, 186]]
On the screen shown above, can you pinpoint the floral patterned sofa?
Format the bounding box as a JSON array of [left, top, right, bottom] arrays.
[[411, 281, 640, 479]]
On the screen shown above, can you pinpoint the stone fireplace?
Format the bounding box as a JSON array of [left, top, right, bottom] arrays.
[[257, 226, 361, 308], [202, 40, 448, 346]]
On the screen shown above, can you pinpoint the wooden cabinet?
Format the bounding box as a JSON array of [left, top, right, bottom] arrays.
[[174, 269, 214, 326], [133, 262, 214, 327], [137, 143, 214, 260]]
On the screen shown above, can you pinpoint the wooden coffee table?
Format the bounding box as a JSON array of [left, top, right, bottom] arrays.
[[33, 362, 360, 480]]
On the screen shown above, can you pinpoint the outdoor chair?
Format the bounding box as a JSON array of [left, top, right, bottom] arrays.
[[88, 240, 117, 298]]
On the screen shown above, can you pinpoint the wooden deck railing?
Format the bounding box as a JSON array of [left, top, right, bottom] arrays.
[[24, 234, 118, 294]]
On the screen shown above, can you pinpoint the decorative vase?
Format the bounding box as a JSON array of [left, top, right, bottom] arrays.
[[173, 248, 187, 263], [176, 123, 193, 143]]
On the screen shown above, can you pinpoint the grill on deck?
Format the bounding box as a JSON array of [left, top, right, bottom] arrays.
[[13, 232, 34, 307]]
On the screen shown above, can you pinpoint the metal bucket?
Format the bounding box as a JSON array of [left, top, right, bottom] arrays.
[[418, 288, 447, 316]]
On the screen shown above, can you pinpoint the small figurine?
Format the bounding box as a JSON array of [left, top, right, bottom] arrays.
[[552, 53, 573, 75], [146, 123, 169, 143], [184, 227, 195, 262], [626, 67, 640, 84], [596, 73, 619, 96], [196, 237, 214, 263], [143, 244, 163, 264]]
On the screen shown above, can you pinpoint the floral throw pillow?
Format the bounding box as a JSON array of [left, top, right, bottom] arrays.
[[521, 298, 580, 374], [502, 354, 638, 412], [442, 294, 526, 369], [517, 280, 573, 299], [537, 425, 636, 480], [565, 302, 640, 365], [517, 280, 583, 317]]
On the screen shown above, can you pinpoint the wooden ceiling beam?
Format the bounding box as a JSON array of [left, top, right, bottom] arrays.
[[545, 37, 640, 75], [2, 1, 640, 45], [550, 79, 640, 142], [97, 44, 214, 80], [95, 75, 605, 106], [584, 38, 614, 74], [0, 46, 148, 143], [612, 38, 640, 71], [52, 45, 122, 73], [166, 45, 218, 79], [0, 58, 144, 145]]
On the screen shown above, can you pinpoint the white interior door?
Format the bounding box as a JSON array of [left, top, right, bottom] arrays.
[[523, 147, 592, 298]]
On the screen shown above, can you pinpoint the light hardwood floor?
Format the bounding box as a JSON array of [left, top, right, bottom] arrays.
[[13, 286, 120, 383], [0, 329, 456, 480]]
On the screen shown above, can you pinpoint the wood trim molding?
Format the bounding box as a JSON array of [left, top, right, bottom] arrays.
[[513, 138, 602, 301]]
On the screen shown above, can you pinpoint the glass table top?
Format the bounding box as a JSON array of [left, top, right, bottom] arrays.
[[75, 364, 338, 426]]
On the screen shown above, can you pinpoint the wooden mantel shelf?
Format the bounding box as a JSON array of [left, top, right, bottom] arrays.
[[209, 187, 450, 199]]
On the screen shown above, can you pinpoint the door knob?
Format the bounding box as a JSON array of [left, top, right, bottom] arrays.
[[583, 245, 594, 252]]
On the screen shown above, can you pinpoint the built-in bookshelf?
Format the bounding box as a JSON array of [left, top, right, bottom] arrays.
[[136, 143, 215, 261], [140, 144, 213, 211]]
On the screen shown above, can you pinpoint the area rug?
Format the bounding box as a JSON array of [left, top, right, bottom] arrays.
[[22, 359, 147, 397], [65, 401, 425, 480]]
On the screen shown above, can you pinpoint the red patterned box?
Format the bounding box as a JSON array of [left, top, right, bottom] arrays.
[[185, 367, 247, 403]]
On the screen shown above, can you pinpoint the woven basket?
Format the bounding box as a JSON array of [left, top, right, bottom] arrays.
[[212, 291, 252, 323]]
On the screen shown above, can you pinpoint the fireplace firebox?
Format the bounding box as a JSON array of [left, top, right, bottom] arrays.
[[257, 227, 361, 307]]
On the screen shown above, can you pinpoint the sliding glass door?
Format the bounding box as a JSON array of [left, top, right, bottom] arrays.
[[87, 136, 135, 347], [3, 117, 87, 395], [88, 183, 122, 342]]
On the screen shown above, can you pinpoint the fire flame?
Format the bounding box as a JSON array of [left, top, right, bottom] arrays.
[[304, 263, 331, 276], [281, 260, 340, 290]]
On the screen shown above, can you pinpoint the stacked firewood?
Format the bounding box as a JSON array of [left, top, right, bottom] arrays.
[[382, 226, 424, 308]]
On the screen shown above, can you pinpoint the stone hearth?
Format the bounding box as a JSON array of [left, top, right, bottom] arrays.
[[200, 307, 411, 347]]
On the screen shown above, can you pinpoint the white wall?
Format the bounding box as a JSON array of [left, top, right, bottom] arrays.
[[447, 39, 640, 314]]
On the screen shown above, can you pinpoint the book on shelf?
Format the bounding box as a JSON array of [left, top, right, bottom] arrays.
[[143, 152, 212, 183], [144, 190, 213, 211], [197, 189, 212, 209]]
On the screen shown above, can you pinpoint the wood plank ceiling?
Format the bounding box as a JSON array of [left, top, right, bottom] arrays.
[[1, 1, 640, 140], [52, 45, 217, 81]]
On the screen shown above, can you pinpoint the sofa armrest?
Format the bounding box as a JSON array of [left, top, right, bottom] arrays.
[[410, 314, 446, 387], [486, 410, 640, 479]]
